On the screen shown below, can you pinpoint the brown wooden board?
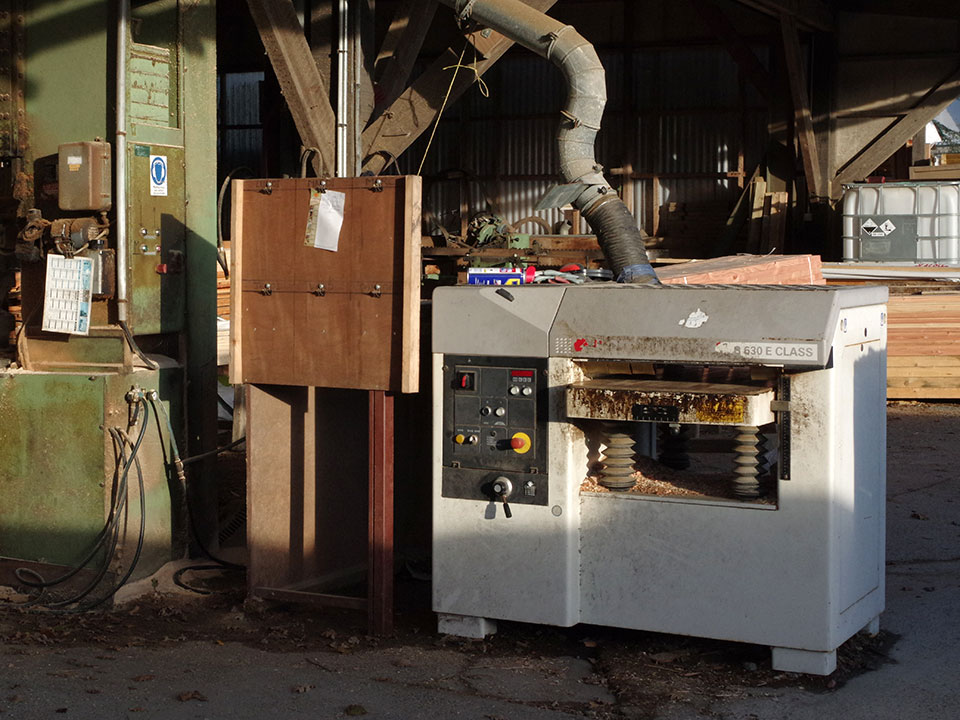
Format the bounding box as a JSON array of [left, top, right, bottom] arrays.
[[245, 384, 368, 593], [230, 177, 421, 392], [656, 254, 824, 285]]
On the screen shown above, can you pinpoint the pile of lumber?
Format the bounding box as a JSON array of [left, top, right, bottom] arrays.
[[656, 254, 824, 285], [4, 270, 20, 346], [655, 201, 732, 257], [887, 290, 960, 399], [744, 182, 789, 255], [217, 245, 231, 320]]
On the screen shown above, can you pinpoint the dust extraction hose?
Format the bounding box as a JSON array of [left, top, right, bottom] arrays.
[[439, 0, 658, 284]]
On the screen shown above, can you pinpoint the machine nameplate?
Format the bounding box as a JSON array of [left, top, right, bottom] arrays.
[[715, 341, 819, 363], [631, 404, 680, 422]]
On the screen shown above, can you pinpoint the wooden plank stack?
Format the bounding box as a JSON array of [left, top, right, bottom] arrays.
[[886, 289, 960, 399]]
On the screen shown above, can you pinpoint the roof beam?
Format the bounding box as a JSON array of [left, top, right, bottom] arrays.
[[838, 0, 960, 19], [834, 64, 960, 187], [374, 0, 439, 119], [247, 0, 337, 176], [687, 0, 773, 100], [781, 13, 824, 199], [361, 0, 558, 175], [735, 0, 834, 32]]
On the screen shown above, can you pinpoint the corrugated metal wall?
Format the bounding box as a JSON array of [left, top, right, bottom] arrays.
[[216, 42, 771, 246], [402, 45, 769, 240]]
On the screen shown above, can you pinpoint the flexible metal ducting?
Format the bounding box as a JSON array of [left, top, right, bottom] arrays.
[[438, 0, 659, 284]]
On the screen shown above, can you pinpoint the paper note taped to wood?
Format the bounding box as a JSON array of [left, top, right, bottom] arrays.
[[304, 188, 345, 251]]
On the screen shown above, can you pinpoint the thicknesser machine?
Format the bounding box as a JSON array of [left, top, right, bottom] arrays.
[[432, 283, 887, 675]]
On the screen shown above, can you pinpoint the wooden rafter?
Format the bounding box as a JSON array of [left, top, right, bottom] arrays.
[[247, 0, 337, 176], [687, 0, 773, 100], [834, 64, 960, 187], [780, 13, 823, 199], [361, 0, 558, 175], [374, 0, 439, 119], [735, 0, 833, 32]]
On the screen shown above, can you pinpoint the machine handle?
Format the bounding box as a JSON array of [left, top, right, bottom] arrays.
[[492, 477, 513, 519]]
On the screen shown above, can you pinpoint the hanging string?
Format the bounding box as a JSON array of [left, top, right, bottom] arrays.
[[418, 42, 491, 176], [418, 43, 468, 177]]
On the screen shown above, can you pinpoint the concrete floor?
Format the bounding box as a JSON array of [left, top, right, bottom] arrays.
[[1, 402, 958, 719]]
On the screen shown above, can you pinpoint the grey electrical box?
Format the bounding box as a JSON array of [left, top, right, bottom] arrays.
[[58, 140, 112, 211]]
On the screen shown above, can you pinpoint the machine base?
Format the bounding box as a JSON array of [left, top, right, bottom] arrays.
[[771, 647, 837, 675], [438, 613, 497, 639], [861, 615, 881, 637]]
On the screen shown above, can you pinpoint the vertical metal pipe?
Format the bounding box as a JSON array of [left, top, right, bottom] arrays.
[[352, 0, 363, 175], [116, 0, 129, 321], [336, 0, 348, 176]]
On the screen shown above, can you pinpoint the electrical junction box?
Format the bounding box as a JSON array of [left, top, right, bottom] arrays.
[[432, 283, 888, 676], [58, 141, 112, 212]]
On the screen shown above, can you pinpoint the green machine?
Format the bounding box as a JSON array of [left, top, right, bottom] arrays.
[[0, 0, 217, 606]]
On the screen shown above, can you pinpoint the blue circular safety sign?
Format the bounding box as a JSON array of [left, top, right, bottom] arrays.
[[151, 156, 167, 185]]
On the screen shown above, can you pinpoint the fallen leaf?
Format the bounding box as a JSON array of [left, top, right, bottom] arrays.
[[345, 705, 367, 716], [910, 511, 929, 520], [176, 690, 207, 702], [132, 675, 155, 682], [292, 684, 315, 694], [85, 689, 101, 695]]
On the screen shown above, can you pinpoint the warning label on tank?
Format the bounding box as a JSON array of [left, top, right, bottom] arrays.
[[861, 218, 896, 237], [715, 341, 819, 363]]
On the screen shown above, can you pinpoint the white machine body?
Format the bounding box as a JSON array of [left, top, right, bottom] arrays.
[[432, 284, 887, 676]]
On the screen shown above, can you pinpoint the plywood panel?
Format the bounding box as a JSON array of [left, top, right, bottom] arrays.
[[230, 177, 421, 392]]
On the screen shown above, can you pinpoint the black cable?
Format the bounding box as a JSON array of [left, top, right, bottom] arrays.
[[74, 425, 148, 612], [14, 400, 150, 611], [180, 436, 245, 466], [217, 167, 255, 279], [171, 564, 226, 595], [149, 395, 245, 571], [118, 320, 159, 370]]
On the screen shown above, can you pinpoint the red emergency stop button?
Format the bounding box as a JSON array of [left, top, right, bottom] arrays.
[[510, 432, 531, 454]]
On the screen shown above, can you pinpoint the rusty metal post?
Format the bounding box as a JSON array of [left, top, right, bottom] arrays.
[[368, 389, 395, 634]]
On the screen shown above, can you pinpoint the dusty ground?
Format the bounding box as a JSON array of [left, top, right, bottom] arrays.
[[0, 401, 955, 719]]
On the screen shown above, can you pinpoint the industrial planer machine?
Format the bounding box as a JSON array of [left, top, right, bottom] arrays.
[[432, 282, 887, 675]]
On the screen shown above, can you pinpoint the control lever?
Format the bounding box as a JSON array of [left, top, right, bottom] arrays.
[[492, 477, 513, 519]]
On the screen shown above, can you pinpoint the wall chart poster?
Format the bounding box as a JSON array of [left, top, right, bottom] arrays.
[[42, 254, 94, 336]]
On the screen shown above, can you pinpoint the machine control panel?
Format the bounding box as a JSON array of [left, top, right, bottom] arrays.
[[442, 355, 548, 508]]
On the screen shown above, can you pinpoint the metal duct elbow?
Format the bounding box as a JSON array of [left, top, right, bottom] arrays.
[[439, 0, 658, 284]]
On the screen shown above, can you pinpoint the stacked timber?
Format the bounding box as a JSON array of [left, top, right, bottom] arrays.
[[656, 254, 824, 285], [216, 245, 231, 368], [5, 270, 19, 346], [887, 288, 960, 399], [825, 270, 960, 400], [656, 201, 732, 257]]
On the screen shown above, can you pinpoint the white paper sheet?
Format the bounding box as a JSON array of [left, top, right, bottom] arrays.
[[304, 189, 346, 252]]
